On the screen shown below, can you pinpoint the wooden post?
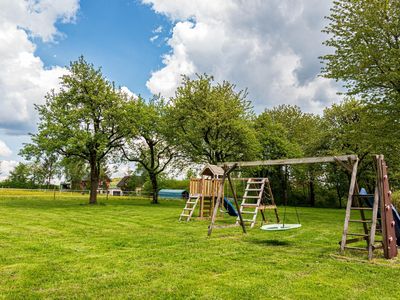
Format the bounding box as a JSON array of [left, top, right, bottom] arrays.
[[208, 164, 244, 236], [376, 155, 398, 259], [208, 174, 226, 236], [340, 158, 359, 253], [368, 186, 379, 260], [227, 170, 246, 234]]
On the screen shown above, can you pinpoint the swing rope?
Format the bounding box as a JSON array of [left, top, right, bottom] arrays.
[[261, 164, 302, 231]]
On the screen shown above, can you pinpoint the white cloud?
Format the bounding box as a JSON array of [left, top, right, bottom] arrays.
[[0, 0, 79, 134], [143, 0, 342, 114], [0, 160, 18, 180], [120, 86, 138, 100], [150, 34, 159, 42], [153, 25, 163, 33], [0, 140, 12, 157]]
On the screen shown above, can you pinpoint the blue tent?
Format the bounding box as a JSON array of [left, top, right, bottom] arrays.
[[158, 189, 189, 199]]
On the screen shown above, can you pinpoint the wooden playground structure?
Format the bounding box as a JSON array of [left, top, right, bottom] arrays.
[[180, 164, 279, 227], [181, 155, 399, 260]]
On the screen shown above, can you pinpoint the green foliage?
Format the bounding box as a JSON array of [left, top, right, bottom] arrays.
[[27, 57, 130, 203], [169, 74, 259, 164], [321, 0, 400, 104], [122, 97, 178, 203], [1, 162, 58, 189], [20, 143, 61, 187]]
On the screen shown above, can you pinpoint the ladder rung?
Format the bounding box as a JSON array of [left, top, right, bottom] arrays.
[[259, 205, 277, 210], [183, 208, 193, 211], [241, 203, 258, 207], [186, 201, 196, 204], [180, 214, 190, 217], [240, 211, 256, 214], [241, 219, 255, 222], [353, 194, 374, 198], [347, 233, 368, 237], [351, 207, 372, 210], [212, 224, 240, 229], [243, 196, 260, 199], [344, 246, 368, 251], [245, 188, 262, 191], [349, 220, 372, 223]]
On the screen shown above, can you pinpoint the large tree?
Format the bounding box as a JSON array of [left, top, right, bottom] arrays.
[[28, 57, 130, 204], [169, 74, 259, 164], [122, 97, 178, 204], [321, 0, 400, 105]]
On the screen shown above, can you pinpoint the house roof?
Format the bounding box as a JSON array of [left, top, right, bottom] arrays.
[[200, 164, 224, 177], [117, 176, 131, 187]]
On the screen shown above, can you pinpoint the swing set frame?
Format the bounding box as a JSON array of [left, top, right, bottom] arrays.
[[208, 155, 357, 235]]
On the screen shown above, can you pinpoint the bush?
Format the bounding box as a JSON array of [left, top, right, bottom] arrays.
[[392, 191, 400, 211]]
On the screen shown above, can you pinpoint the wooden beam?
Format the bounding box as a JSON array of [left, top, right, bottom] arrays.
[[340, 158, 359, 253], [220, 155, 358, 168]]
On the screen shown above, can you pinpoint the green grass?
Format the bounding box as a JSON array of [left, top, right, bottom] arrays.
[[1, 190, 400, 299]]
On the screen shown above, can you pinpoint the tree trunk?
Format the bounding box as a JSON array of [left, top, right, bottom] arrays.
[[89, 159, 99, 205], [149, 172, 158, 204]]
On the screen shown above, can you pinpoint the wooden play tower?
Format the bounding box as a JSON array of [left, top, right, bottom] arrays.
[[180, 164, 279, 224]]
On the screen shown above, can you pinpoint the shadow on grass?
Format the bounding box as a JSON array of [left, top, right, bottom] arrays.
[[250, 239, 293, 247], [0, 196, 184, 210]]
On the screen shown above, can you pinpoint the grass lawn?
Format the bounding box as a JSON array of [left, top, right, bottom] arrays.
[[1, 190, 400, 299]]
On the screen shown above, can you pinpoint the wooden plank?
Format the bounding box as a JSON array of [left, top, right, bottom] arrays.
[[340, 158, 359, 253], [377, 155, 398, 259], [368, 186, 379, 260], [220, 155, 357, 168], [227, 169, 246, 234]]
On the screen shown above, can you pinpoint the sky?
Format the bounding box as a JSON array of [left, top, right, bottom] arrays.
[[0, 0, 341, 179]]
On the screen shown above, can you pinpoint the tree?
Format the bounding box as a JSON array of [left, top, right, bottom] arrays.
[[61, 157, 89, 190], [20, 144, 60, 188], [122, 97, 178, 204], [169, 74, 259, 164], [27, 57, 130, 204], [8, 163, 32, 185], [321, 1, 400, 105], [255, 105, 324, 206]]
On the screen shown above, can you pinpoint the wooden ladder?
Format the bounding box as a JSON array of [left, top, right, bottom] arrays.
[[340, 155, 398, 259], [236, 178, 278, 228], [179, 194, 200, 222]]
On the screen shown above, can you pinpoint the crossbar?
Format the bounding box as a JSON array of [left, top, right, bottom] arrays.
[[219, 155, 357, 168]]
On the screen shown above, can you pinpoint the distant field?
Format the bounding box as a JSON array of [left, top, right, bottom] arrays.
[[0, 192, 400, 299]]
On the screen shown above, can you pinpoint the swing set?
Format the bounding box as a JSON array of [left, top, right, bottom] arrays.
[[205, 154, 398, 260]]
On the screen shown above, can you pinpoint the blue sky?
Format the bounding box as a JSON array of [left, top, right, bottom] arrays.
[[35, 0, 171, 98], [0, 0, 341, 178]]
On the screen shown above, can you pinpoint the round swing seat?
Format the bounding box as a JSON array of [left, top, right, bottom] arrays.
[[260, 223, 302, 231]]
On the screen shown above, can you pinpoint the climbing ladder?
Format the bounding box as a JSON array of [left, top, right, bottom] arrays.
[[340, 155, 398, 260], [236, 178, 279, 228], [179, 194, 201, 222]]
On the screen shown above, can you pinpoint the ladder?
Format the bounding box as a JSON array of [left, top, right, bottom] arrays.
[[340, 155, 398, 259], [179, 194, 200, 222], [236, 178, 279, 228]]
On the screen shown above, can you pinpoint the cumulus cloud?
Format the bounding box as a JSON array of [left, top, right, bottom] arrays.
[[143, 0, 342, 114], [0, 0, 79, 134], [0, 140, 12, 157], [0, 160, 18, 180]]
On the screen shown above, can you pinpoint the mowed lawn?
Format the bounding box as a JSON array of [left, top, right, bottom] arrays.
[[1, 190, 400, 299]]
